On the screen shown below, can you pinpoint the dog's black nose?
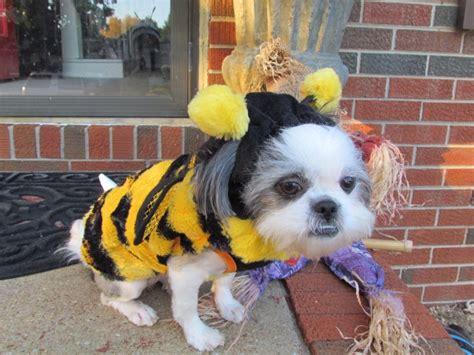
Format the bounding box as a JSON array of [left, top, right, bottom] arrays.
[[314, 200, 338, 221]]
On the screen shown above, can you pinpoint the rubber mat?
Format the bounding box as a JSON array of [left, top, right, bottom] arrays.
[[0, 172, 128, 280]]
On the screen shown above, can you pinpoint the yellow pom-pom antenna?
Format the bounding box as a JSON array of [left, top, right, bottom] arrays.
[[188, 85, 249, 140], [300, 68, 342, 114]]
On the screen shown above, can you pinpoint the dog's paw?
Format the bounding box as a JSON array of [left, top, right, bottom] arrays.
[[125, 301, 159, 326], [216, 297, 245, 323], [185, 324, 225, 352], [103, 296, 159, 327]]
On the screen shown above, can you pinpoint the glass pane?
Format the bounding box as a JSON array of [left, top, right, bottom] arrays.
[[0, 0, 171, 97]]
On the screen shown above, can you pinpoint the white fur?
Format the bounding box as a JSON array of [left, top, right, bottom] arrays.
[[167, 251, 229, 351], [98, 173, 117, 192], [253, 124, 375, 259]]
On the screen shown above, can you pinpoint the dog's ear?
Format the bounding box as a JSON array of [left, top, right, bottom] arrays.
[[193, 140, 239, 221], [188, 85, 250, 140]]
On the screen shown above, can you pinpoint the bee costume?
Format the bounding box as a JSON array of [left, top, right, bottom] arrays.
[[81, 69, 341, 281]]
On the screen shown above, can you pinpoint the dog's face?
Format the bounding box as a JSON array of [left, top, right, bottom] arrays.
[[242, 124, 375, 258], [194, 123, 375, 259]]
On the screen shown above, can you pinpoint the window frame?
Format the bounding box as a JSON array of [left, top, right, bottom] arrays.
[[0, 0, 194, 117]]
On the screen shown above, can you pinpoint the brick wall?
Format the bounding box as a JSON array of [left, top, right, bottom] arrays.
[[0, 124, 206, 171], [339, 0, 474, 304], [0, 0, 472, 304]]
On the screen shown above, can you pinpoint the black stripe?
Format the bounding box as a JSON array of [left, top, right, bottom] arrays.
[[111, 194, 131, 246], [198, 212, 231, 252], [83, 193, 123, 280], [156, 254, 170, 265], [233, 258, 272, 271], [134, 155, 191, 245], [157, 210, 195, 253]]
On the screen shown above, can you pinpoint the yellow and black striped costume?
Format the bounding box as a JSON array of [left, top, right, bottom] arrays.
[[81, 154, 289, 281]]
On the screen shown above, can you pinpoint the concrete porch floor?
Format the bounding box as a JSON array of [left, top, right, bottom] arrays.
[[0, 265, 309, 354]]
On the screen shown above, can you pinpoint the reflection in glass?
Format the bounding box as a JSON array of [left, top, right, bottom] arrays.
[[0, 0, 171, 97]]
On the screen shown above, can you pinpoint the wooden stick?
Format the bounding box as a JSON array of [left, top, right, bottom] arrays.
[[363, 239, 413, 253]]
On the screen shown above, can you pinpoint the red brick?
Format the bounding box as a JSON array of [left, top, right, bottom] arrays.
[[71, 161, 145, 172], [342, 77, 386, 98], [423, 103, 474, 122], [424, 284, 474, 302], [363, 3, 432, 26], [286, 272, 354, 294], [459, 266, 474, 281], [406, 169, 443, 186], [161, 127, 182, 159], [88, 126, 110, 160], [209, 21, 236, 45], [445, 169, 474, 186], [209, 0, 233, 16], [384, 124, 447, 144], [416, 147, 474, 166], [290, 292, 368, 316], [297, 313, 369, 342], [208, 48, 233, 71], [438, 208, 474, 226], [408, 228, 466, 245], [297, 261, 332, 275], [39, 126, 61, 159], [208, 73, 225, 85], [412, 189, 472, 207], [112, 126, 134, 160], [378, 209, 436, 227], [0, 125, 10, 159], [396, 30, 462, 53], [455, 80, 474, 100], [449, 126, 474, 144], [372, 228, 405, 240], [399, 146, 414, 166], [389, 78, 453, 100], [355, 100, 421, 121], [13, 125, 36, 158], [432, 247, 474, 263], [0, 160, 68, 171], [382, 268, 411, 292], [408, 286, 423, 301], [339, 99, 353, 114], [402, 267, 458, 284], [137, 126, 158, 159], [373, 249, 431, 266]]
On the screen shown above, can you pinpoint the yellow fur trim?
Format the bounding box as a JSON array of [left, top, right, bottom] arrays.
[[225, 217, 290, 263], [188, 85, 249, 140], [300, 68, 342, 114]]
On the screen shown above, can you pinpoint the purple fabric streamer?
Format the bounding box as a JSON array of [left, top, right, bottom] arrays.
[[242, 241, 384, 296], [322, 240, 385, 292], [245, 257, 310, 294]]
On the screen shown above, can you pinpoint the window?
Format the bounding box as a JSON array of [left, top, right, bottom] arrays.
[[0, 0, 194, 117]]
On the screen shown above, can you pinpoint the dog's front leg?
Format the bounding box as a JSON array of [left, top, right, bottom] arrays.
[[212, 273, 245, 323], [167, 250, 226, 351]]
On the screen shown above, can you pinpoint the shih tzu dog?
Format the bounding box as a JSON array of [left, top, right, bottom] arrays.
[[65, 69, 375, 351]]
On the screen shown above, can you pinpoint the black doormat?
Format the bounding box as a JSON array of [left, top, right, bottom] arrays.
[[0, 172, 129, 280]]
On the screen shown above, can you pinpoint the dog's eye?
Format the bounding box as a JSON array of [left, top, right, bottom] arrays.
[[278, 181, 302, 196], [340, 176, 356, 193]]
